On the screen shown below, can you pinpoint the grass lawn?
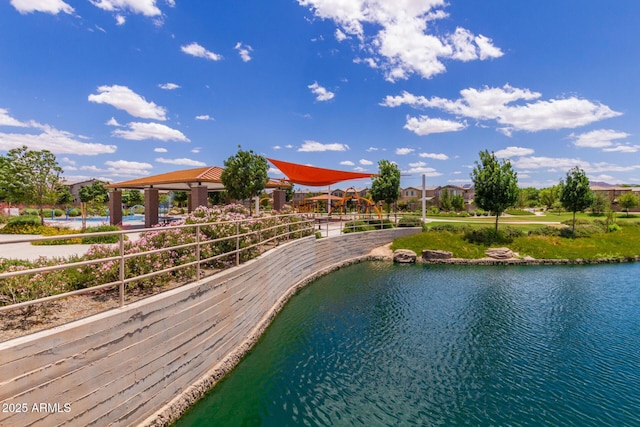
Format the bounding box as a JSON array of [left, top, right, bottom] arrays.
[[391, 222, 640, 260]]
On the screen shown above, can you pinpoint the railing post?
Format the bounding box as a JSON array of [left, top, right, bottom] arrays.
[[235, 220, 240, 266], [196, 223, 201, 280], [119, 233, 125, 307]]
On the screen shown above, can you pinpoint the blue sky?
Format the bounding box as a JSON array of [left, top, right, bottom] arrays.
[[1, 0, 639, 190]]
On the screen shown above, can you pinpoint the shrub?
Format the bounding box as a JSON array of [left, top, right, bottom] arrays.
[[464, 226, 523, 245], [505, 209, 532, 216], [68, 208, 81, 217], [81, 225, 122, 244], [20, 208, 39, 216], [343, 220, 374, 233], [398, 216, 422, 227], [1, 215, 44, 234], [32, 227, 82, 245], [428, 224, 468, 233], [529, 226, 562, 237], [608, 223, 621, 232]]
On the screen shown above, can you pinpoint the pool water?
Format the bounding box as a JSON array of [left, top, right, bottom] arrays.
[[175, 262, 640, 426]]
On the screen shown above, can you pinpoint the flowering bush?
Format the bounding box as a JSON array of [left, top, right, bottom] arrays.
[[0, 205, 313, 317]]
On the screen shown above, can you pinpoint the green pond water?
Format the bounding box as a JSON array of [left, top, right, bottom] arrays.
[[175, 262, 640, 426]]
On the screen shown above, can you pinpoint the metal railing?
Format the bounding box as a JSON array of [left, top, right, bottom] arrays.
[[0, 214, 314, 313]]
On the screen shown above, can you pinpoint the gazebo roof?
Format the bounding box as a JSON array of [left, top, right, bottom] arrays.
[[105, 166, 289, 191]]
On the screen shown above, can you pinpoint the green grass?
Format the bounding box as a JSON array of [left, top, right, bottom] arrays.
[[392, 222, 640, 260]]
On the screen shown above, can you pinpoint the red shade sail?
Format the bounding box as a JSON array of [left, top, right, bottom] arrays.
[[268, 158, 376, 187]]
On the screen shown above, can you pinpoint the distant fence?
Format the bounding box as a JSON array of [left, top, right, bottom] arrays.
[[0, 214, 315, 314]]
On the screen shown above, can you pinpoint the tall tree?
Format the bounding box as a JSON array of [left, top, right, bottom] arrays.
[[79, 180, 108, 229], [451, 194, 465, 212], [370, 160, 401, 216], [438, 188, 453, 211], [471, 150, 519, 232], [539, 185, 559, 210], [221, 146, 269, 214], [591, 191, 610, 215], [0, 146, 63, 224], [559, 167, 594, 237], [617, 192, 638, 217]]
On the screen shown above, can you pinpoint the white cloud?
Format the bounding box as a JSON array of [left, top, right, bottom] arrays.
[[88, 85, 167, 121], [308, 81, 335, 101], [285, 144, 293, 149], [404, 115, 466, 135], [0, 126, 116, 155], [0, 108, 29, 127], [353, 166, 366, 172], [382, 85, 621, 135], [408, 161, 425, 168], [234, 42, 253, 62], [395, 147, 414, 155], [335, 28, 348, 42], [154, 147, 168, 153], [273, 145, 282, 150], [340, 160, 355, 166], [404, 166, 442, 177], [103, 160, 153, 176], [159, 82, 181, 90], [156, 157, 207, 167], [419, 152, 449, 160], [89, 0, 161, 17], [195, 114, 214, 121], [571, 129, 630, 149], [512, 156, 588, 170], [298, 0, 502, 81], [106, 117, 121, 126], [510, 157, 640, 175], [115, 14, 126, 25], [359, 159, 373, 165], [61, 157, 76, 165], [112, 122, 190, 142], [494, 146, 535, 158], [191, 147, 201, 153], [181, 42, 223, 61], [10, 0, 74, 15], [366, 146, 379, 152], [298, 140, 349, 151], [602, 145, 640, 153]]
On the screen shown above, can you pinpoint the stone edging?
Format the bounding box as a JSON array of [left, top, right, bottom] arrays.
[[418, 255, 640, 266], [142, 254, 383, 427]]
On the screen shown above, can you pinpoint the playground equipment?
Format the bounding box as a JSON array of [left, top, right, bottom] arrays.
[[293, 188, 382, 219], [329, 187, 383, 219]]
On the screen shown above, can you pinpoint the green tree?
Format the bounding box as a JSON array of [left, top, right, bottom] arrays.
[[221, 146, 269, 215], [438, 188, 453, 211], [172, 191, 188, 208], [452, 194, 465, 212], [559, 167, 594, 238], [370, 160, 401, 216], [285, 183, 295, 202], [121, 189, 144, 208], [79, 180, 109, 229], [617, 192, 638, 217], [471, 150, 519, 232], [56, 184, 74, 206], [539, 185, 559, 210], [517, 187, 539, 208], [591, 191, 610, 215], [0, 146, 63, 224]]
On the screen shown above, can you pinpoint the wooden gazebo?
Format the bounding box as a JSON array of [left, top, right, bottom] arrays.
[[105, 166, 288, 227]]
